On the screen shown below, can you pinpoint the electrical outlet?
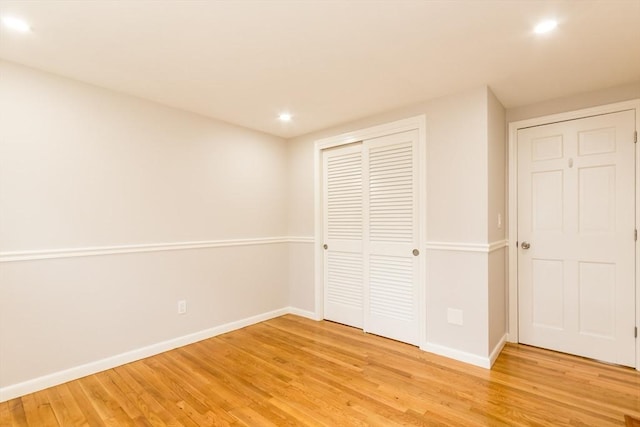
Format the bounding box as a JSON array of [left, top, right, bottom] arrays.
[[447, 308, 463, 326], [178, 300, 187, 315]]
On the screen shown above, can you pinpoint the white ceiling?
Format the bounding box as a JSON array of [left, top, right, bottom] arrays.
[[0, 1, 639, 138]]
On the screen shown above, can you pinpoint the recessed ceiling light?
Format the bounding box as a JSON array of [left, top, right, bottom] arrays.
[[2, 16, 31, 33], [278, 113, 292, 122], [534, 20, 557, 34]]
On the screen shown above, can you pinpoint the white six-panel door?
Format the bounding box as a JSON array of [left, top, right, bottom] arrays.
[[517, 110, 636, 366], [323, 130, 420, 346]]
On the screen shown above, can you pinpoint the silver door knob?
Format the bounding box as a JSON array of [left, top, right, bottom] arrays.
[[323, 244, 328, 250], [521, 241, 531, 250], [412, 249, 420, 256]]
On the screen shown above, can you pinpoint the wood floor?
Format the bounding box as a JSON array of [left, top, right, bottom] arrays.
[[2, 315, 639, 426]]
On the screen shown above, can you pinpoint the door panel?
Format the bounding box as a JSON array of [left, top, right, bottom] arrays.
[[518, 110, 636, 367], [531, 258, 564, 329], [364, 131, 420, 345], [323, 144, 364, 327], [578, 261, 615, 337], [532, 170, 563, 231]]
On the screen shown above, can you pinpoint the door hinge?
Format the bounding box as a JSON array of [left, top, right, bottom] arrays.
[[635, 326, 638, 338], [635, 130, 638, 143], [636, 229, 638, 241]]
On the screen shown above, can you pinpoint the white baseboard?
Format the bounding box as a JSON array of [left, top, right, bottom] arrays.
[[422, 342, 492, 369], [506, 332, 518, 343], [286, 306, 319, 320], [489, 334, 508, 367], [422, 334, 507, 369], [0, 307, 306, 402]]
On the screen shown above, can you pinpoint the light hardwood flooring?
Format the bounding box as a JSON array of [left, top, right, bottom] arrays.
[[1, 314, 639, 426]]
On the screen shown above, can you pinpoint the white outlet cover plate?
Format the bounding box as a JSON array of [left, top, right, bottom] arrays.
[[447, 308, 463, 326], [178, 300, 187, 314]]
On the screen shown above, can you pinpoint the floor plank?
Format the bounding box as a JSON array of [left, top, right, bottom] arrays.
[[4, 314, 639, 426]]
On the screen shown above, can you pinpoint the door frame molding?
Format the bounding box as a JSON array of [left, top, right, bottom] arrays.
[[507, 99, 640, 369], [314, 115, 427, 348]]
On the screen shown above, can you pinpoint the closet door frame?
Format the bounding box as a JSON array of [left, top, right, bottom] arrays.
[[314, 115, 427, 349]]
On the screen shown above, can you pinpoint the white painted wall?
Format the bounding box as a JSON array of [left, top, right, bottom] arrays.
[[0, 61, 290, 395], [487, 90, 506, 245], [287, 86, 507, 365], [506, 81, 640, 123], [287, 140, 317, 313], [0, 61, 288, 248], [288, 241, 315, 315], [487, 89, 507, 354]]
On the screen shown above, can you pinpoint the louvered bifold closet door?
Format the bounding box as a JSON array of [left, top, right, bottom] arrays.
[[323, 143, 364, 328], [364, 130, 420, 345]]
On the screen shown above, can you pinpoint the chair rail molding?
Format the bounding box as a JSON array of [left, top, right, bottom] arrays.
[[0, 236, 316, 263]]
